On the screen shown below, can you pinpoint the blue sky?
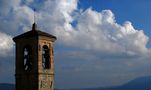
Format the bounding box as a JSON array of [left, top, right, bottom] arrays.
[[79, 0, 151, 36], [0, 0, 151, 89]]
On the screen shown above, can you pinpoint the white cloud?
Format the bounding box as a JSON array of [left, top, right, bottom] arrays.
[[52, 8, 149, 56], [0, 32, 14, 57], [0, 0, 149, 57], [2, 0, 149, 56]]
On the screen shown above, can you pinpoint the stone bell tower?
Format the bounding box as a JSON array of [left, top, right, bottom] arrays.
[[13, 23, 56, 90]]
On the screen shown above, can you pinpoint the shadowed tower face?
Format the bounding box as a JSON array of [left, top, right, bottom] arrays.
[[13, 23, 56, 90]]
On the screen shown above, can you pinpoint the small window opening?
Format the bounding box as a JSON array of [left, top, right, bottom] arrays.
[[23, 46, 32, 71], [42, 45, 50, 69]]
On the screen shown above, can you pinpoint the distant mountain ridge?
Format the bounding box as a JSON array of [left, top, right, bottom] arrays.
[[0, 83, 15, 90], [59, 76, 151, 90], [1, 76, 151, 90]]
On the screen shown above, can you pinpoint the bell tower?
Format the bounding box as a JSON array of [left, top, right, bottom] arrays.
[[13, 23, 56, 90]]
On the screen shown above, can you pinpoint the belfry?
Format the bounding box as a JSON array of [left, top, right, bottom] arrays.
[[13, 23, 56, 90]]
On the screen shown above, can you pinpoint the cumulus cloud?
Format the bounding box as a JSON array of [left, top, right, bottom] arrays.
[[52, 8, 149, 56], [0, 0, 34, 35], [0, 0, 149, 57], [0, 32, 14, 57]]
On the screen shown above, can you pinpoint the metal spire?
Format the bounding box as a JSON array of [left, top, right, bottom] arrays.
[[32, 8, 37, 31], [34, 8, 36, 24]]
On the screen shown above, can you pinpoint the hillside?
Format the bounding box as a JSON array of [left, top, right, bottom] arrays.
[[0, 83, 15, 90], [61, 76, 151, 90], [1, 76, 151, 90]]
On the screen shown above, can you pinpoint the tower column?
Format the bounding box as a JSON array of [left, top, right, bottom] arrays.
[[13, 23, 56, 90]]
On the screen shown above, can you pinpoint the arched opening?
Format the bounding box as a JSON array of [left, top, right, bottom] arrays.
[[42, 45, 50, 69], [23, 45, 32, 71]]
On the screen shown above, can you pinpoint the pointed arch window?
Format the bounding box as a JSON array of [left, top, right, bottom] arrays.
[[42, 45, 50, 69], [23, 45, 32, 71]]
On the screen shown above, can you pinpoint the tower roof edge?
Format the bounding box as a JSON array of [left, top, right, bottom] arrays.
[[13, 30, 57, 42]]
